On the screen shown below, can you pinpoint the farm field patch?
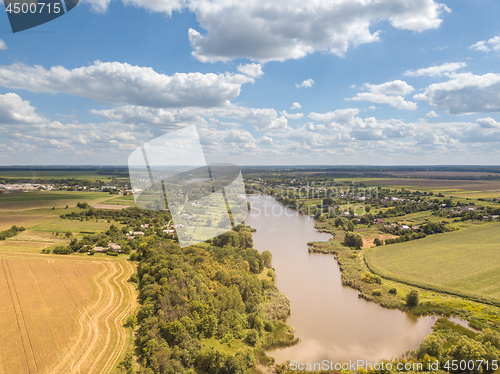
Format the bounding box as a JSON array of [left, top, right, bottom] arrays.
[[0, 253, 136, 374], [362, 178, 500, 193], [0, 170, 121, 181], [364, 222, 500, 303], [0, 214, 50, 231], [0, 192, 112, 211], [28, 217, 115, 234]]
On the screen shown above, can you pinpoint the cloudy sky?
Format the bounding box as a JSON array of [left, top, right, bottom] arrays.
[[0, 0, 500, 165]]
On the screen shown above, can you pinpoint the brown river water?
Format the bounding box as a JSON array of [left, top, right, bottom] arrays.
[[245, 195, 438, 366]]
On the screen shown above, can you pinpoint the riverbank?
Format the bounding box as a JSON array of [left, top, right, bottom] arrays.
[[245, 195, 440, 371], [258, 194, 500, 373], [308, 220, 500, 331]]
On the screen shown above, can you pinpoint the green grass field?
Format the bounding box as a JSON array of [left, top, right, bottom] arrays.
[[0, 191, 106, 202], [27, 217, 114, 234], [364, 222, 500, 305], [0, 170, 124, 181], [0, 191, 112, 210]]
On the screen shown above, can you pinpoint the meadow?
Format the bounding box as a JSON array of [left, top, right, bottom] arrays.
[[364, 222, 500, 305], [0, 169, 126, 182], [0, 191, 112, 211]]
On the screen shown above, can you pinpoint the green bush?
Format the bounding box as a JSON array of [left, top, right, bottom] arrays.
[[361, 272, 382, 284], [406, 290, 419, 308], [129, 273, 139, 283], [389, 288, 397, 295], [245, 330, 259, 346], [52, 245, 72, 254], [372, 289, 382, 296], [264, 321, 274, 332], [125, 315, 137, 328]]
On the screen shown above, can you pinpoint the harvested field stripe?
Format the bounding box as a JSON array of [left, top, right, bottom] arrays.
[[2, 259, 39, 374], [64, 263, 114, 374], [100, 261, 137, 374], [46, 262, 109, 374], [87, 262, 125, 373], [49, 261, 81, 310], [1, 259, 30, 374]]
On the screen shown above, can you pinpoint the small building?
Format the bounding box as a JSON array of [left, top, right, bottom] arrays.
[[94, 246, 106, 253], [132, 231, 145, 236], [108, 243, 122, 253], [374, 218, 384, 224]]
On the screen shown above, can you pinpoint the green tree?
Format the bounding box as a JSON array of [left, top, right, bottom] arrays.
[[406, 290, 419, 308], [125, 315, 137, 328], [418, 334, 443, 359], [344, 232, 363, 248], [262, 251, 273, 268]]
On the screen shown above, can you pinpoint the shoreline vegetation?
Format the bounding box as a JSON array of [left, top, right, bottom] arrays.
[[259, 191, 500, 374], [130, 224, 300, 374]]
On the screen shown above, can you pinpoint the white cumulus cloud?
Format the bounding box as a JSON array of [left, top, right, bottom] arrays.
[[348, 80, 417, 110], [290, 102, 302, 109], [414, 72, 500, 115], [259, 136, 274, 145], [237, 63, 264, 78], [469, 36, 500, 52], [476, 117, 499, 128], [281, 110, 303, 119], [404, 62, 467, 77], [0, 93, 46, 124], [0, 61, 254, 108], [186, 0, 449, 62], [91, 103, 290, 132], [296, 79, 314, 88], [308, 108, 362, 127], [83, 0, 449, 63], [0, 39, 7, 50]]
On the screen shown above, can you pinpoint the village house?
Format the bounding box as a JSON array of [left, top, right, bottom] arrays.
[[108, 243, 122, 253]]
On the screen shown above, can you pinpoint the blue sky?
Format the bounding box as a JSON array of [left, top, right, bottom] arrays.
[[0, 0, 500, 165]]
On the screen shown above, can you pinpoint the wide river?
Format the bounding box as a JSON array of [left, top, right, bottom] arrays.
[[245, 195, 437, 365]]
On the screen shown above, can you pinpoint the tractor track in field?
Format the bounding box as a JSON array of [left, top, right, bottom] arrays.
[[47, 260, 135, 374]]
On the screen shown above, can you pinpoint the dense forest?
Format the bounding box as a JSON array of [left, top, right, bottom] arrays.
[[131, 225, 296, 374]]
